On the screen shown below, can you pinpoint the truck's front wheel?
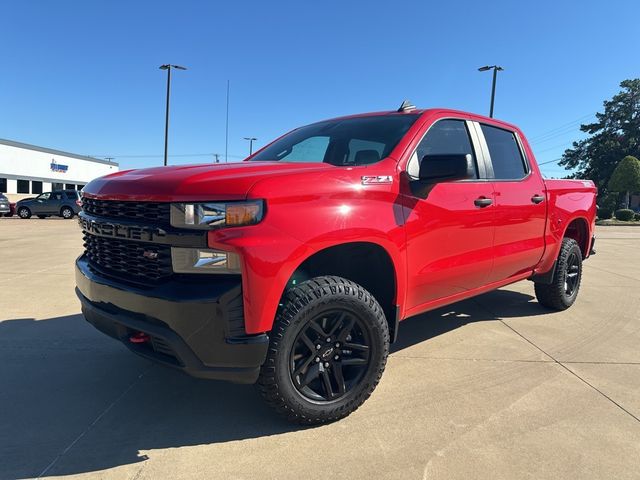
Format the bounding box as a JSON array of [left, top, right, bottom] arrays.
[[257, 276, 389, 425]]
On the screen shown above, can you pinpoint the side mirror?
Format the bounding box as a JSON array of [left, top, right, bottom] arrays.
[[418, 154, 474, 183]]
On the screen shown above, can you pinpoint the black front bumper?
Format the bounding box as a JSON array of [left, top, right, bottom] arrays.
[[75, 255, 268, 384]]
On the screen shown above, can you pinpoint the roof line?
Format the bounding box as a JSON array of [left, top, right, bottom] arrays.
[[0, 138, 119, 166]]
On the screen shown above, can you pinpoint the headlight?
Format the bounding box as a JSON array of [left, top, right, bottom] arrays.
[[170, 200, 264, 229], [171, 247, 241, 274]]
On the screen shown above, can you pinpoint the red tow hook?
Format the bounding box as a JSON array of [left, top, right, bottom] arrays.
[[129, 332, 150, 344]]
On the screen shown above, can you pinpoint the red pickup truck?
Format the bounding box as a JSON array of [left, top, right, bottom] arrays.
[[76, 105, 596, 424]]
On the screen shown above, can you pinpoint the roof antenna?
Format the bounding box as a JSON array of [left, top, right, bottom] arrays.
[[397, 100, 416, 112]]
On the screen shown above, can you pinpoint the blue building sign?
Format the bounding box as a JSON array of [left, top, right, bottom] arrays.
[[50, 159, 69, 173]]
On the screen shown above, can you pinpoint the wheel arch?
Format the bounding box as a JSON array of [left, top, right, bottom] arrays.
[[562, 216, 590, 258], [282, 241, 400, 342]]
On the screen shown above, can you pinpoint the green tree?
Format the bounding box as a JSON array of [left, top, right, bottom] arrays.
[[608, 155, 640, 208], [560, 79, 640, 192]]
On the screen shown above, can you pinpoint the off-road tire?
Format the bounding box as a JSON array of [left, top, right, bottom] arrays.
[[256, 276, 389, 425], [535, 238, 583, 310], [18, 207, 31, 219]]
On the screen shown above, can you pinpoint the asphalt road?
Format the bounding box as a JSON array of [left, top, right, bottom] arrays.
[[1, 218, 639, 480]]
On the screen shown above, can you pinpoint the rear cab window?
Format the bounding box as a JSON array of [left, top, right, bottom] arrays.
[[480, 124, 528, 180]]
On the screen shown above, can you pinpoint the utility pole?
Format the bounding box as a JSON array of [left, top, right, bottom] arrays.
[[478, 65, 503, 118], [225, 80, 230, 163], [159, 64, 187, 166]]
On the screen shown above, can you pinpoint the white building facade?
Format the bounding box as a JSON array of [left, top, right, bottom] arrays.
[[0, 138, 118, 201]]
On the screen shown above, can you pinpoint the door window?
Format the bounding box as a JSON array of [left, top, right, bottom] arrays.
[[37, 193, 51, 201], [51, 192, 63, 200], [480, 124, 528, 180], [408, 119, 478, 178]]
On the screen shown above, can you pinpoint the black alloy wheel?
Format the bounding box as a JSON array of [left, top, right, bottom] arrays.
[[564, 251, 581, 297], [290, 309, 371, 402]]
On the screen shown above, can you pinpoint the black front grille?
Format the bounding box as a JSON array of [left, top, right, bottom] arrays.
[[82, 197, 171, 224], [83, 233, 172, 283]]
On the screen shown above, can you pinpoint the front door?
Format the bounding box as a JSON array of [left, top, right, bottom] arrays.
[[402, 118, 496, 315], [32, 193, 51, 214]]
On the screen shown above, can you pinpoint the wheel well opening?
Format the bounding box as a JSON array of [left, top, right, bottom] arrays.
[[564, 218, 589, 257], [286, 242, 398, 339]]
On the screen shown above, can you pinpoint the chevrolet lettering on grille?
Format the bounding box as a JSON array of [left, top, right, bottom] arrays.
[[79, 217, 166, 242]]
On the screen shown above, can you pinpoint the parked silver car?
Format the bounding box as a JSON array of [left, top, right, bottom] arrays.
[[0, 194, 10, 216]]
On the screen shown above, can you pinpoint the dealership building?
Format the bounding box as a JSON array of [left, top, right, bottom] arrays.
[[0, 138, 118, 202]]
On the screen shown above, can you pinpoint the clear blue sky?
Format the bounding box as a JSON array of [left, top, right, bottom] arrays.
[[1, 0, 638, 177]]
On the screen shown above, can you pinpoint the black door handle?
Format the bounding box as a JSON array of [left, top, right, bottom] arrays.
[[531, 194, 545, 204], [474, 197, 493, 208]]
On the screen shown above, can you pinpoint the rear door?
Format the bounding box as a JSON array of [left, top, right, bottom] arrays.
[[47, 191, 64, 214], [475, 123, 546, 282], [402, 118, 496, 313]]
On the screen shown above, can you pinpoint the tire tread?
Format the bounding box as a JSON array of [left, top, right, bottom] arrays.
[[535, 237, 582, 310], [256, 275, 389, 425]]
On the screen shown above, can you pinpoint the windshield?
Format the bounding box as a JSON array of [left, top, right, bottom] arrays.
[[249, 114, 419, 166]]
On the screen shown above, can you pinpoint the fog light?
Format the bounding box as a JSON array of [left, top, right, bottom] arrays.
[[171, 247, 241, 274]]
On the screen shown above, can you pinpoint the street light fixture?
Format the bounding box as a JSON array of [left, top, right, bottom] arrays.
[[478, 65, 503, 118], [159, 64, 187, 166], [244, 137, 257, 156]]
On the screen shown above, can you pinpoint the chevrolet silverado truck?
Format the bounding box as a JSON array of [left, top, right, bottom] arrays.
[[76, 104, 596, 424]]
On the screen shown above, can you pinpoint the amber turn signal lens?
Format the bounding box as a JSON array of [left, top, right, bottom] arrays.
[[226, 203, 262, 226]]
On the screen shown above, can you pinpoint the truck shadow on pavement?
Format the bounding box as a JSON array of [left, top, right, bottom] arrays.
[[0, 289, 547, 479]]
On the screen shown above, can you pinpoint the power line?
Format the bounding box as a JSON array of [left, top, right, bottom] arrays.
[[534, 142, 576, 155], [91, 152, 246, 159], [528, 113, 595, 142], [538, 157, 563, 166]]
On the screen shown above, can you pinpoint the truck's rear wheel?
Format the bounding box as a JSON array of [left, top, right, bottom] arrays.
[[257, 276, 389, 425], [535, 237, 583, 310]]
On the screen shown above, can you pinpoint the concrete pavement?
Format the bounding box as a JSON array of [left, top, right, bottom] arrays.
[[1, 218, 639, 479]]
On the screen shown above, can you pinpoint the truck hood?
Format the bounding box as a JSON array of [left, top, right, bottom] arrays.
[[82, 162, 333, 201]]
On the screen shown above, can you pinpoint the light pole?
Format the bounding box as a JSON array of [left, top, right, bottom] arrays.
[[478, 65, 503, 118], [244, 137, 257, 156], [159, 64, 187, 166]]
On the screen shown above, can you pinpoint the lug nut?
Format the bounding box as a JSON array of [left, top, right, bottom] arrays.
[[315, 357, 320, 363], [326, 337, 331, 342], [324, 362, 330, 368], [346, 335, 352, 341], [334, 355, 340, 360], [335, 342, 340, 348], [316, 344, 321, 350]]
